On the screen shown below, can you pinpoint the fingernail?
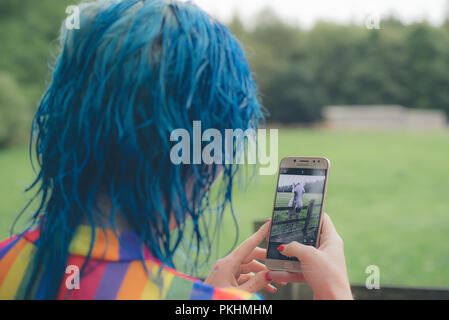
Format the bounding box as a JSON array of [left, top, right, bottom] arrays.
[[277, 244, 285, 252], [265, 272, 272, 282], [264, 219, 271, 224]]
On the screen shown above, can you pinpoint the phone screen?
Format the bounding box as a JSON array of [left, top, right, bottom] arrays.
[[267, 167, 328, 262]]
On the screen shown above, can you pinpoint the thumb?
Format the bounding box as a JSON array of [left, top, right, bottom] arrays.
[[278, 241, 317, 262], [238, 271, 270, 293]]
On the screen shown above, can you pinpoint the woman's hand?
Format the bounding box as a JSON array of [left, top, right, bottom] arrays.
[[267, 213, 353, 300], [204, 220, 281, 293]]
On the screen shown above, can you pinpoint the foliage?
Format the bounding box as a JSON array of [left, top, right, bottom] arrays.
[[229, 10, 449, 122], [0, 0, 73, 146], [0, 73, 30, 147], [0, 0, 73, 92], [1, 3, 449, 147]]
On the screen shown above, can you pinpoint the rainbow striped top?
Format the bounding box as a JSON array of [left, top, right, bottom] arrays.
[[0, 226, 262, 300]]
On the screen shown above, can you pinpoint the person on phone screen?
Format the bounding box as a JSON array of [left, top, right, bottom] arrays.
[[0, 0, 352, 300]]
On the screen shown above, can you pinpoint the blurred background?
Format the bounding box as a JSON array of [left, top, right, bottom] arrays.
[[1, 0, 449, 298]]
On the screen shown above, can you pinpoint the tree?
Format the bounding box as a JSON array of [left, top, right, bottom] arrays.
[[227, 8, 449, 122], [0, 73, 30, 147]]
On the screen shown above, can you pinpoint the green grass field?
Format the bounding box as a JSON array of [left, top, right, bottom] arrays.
[[1, 128, 449, 287]]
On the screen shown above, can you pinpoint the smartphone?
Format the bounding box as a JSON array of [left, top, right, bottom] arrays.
[[266, 156, 330, 272]]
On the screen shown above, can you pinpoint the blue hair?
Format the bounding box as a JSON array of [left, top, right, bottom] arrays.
[[18, 0, 264, 299]]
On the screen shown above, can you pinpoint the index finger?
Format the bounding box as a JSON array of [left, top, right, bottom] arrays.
[[231, 220, 271, 263]]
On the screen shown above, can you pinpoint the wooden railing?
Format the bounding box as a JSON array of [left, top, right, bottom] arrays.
[[259, 282, 449, 300], [271, 200, 319, 242]]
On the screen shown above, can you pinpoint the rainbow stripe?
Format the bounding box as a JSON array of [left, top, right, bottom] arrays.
[[0, 227, 262, 300]]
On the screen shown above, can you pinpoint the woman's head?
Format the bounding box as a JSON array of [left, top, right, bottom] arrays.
[[24, 0, 263, 298]]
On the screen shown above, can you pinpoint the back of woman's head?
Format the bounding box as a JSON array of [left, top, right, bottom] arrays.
[[23, 0, 263, 299]]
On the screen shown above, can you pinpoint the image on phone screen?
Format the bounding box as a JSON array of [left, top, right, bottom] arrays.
[[267, 167, 327, 262]]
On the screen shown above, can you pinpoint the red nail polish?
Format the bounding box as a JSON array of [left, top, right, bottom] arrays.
[[265, 272, 272, 282], [277, 245, 285, 252]]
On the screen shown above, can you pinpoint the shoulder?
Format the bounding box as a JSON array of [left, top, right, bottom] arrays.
[[0, 233, 36, 299], [0, 235, 20, 254], [162, 268, 262, 300], [76, 258, 262, 300], [0, 233, 32, 263], [191, 282, 263, 300], [130, 257, 261, 300]]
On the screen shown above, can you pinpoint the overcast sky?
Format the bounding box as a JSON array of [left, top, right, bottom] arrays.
[[186, 0, 448, 29]]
